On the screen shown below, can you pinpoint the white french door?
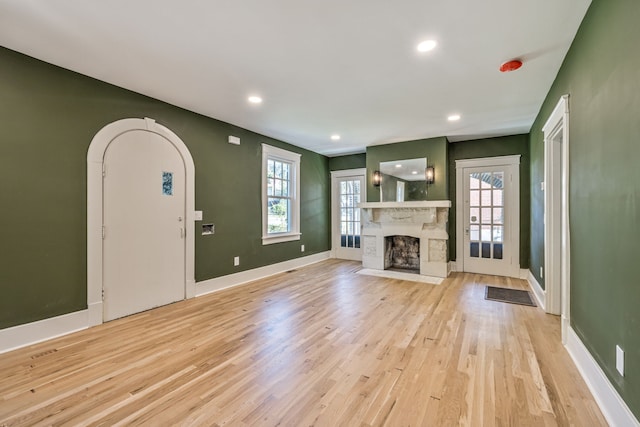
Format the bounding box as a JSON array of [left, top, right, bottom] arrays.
[[456, 156, 520, 277], [331, 169, 366, 261]]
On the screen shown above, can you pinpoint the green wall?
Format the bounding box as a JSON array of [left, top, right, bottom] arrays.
[[328, 153, 366, 171], [529, 0, 640, 418], [0, 47, 331, 330], [365, 137, 448, 202], [448, 134, 530, 267]]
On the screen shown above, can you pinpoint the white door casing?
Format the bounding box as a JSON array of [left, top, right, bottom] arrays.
[[102, 130, 186, 321], [87, 118, 195, 326], [543, 95, 570, 342], [331, 169, 366, 261], [456, 156, 520, 278]]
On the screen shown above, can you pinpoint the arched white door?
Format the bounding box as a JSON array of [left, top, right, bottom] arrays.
[[87, 118, 195, 326], [102, 129, 186, 321]]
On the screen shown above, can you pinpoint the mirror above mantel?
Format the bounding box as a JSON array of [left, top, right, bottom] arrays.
[[378, 157, 430, 202]]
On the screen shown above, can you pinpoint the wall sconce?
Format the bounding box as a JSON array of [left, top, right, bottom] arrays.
[[425, 166, 435, 184], [373, 170, 382, 187]]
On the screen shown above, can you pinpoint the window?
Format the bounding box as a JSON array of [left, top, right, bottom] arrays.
[[262, 144, 301, 245]]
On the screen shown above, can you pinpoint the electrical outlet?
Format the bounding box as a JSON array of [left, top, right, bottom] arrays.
[[234, 256, 240, 266], [616, 345, 625, 376], [301, 244, 305, 252], [540, 266, 543, 279]]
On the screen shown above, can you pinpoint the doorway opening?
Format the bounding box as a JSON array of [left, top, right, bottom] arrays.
[[543, 95, 571, 343]]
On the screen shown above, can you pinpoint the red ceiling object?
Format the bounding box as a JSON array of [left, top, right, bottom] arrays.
[[499, 59, 523, 72]]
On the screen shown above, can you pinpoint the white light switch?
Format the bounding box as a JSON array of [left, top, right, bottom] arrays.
[[194, 211, 203, 221], [228, 136, 240, 145], [616, 345, 625, 376]]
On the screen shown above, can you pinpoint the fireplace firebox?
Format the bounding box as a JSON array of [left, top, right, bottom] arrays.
[[384, 236, 420, 272]]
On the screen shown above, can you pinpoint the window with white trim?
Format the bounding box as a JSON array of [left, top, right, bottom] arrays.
[[262, 144, 301, 245]]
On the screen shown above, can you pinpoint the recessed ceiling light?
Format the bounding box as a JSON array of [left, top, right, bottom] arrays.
[[417, 40, 437, 52], [448, 114, 461, 121], [331, 134, 341, 141], [395, 164, 402, 168], [248, 96, 262, 104], [411, 171, 418, 175]]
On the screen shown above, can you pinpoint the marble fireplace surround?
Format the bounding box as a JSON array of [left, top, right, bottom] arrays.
[[359, 201, 451, 279]]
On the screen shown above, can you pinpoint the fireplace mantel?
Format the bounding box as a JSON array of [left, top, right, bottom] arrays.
[[358, 200, 451, 280], [359, 201, 451, 209]]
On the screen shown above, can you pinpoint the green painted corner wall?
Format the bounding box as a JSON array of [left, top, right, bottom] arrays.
[[529, 0, 640, 418], [0, 47, 331, 330], [328, 153, 366, 171], [365, 137, 448, 203], [448, 135, 530, 267]]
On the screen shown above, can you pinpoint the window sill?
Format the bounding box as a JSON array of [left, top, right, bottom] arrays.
[[262, 232, 302, 245]]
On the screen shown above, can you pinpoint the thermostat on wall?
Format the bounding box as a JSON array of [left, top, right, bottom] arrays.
[[228, 136, 240, 145]]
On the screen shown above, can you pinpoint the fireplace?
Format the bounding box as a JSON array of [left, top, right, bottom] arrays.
[[358, 201, 451, 279], [385, 235, 420, 272]]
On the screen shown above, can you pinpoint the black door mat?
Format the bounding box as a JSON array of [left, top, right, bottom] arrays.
[[485, 286, 536, 307]]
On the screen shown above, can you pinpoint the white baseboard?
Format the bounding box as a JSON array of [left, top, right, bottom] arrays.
[[88, 301, 103, 327], [449, 261, 457, 272], [186, 279, 196, 299], [566, 327, 640, 427], [1, 252, 331, 354], [519, 268, 529, 280], [195, 251, 331, 297], [527, 270, 546, 311], [0, 310, 89, 354]]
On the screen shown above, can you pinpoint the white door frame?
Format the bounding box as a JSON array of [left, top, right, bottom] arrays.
[[87, 118, 195, 326], [543, 95, 571, 342], [456, 155, 521, 278], [330, 168, 366, 259]]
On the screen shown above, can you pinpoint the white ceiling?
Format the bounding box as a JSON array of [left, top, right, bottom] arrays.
[[0, 0, 591, 156]]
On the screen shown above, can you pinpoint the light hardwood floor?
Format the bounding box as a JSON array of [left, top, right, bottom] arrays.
[[0, 260, 606, 426]]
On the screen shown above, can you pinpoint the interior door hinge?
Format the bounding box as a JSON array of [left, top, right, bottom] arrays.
[[101, 289, 105, 301], [102, 164, 106, 178], [102, 226, 106, 239]]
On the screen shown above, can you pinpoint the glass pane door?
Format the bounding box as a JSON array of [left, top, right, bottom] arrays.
[[461, 162, 519, 277], [340, 179, 361, 249], [468, 171, 504, 260], [333, 173, 365, 261]]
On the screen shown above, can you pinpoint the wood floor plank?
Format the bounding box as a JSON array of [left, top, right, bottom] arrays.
[[0, 260, 607, 426]]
